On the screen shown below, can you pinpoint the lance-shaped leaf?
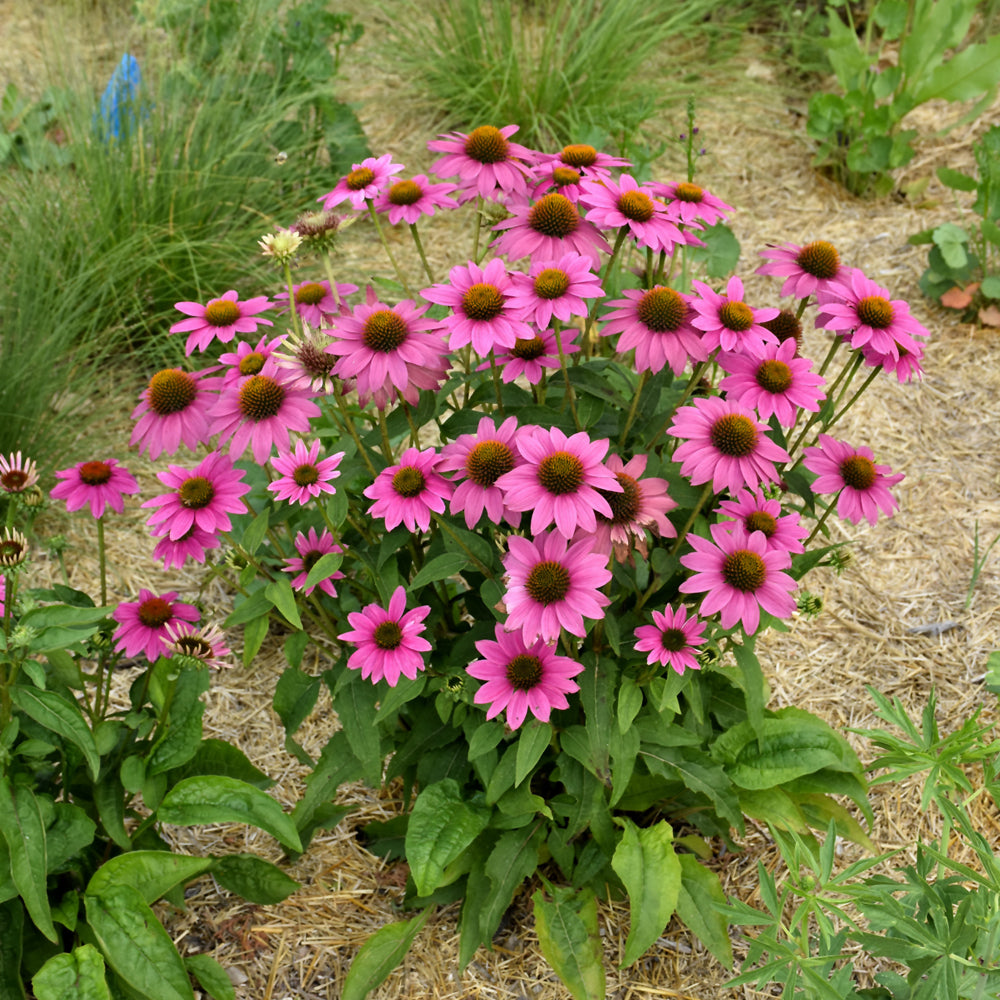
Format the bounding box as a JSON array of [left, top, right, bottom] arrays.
[[342, 908, 432, 1000], [533, 885, 605, 1000]]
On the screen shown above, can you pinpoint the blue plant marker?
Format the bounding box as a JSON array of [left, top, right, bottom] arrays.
[[95, 53, 147, 142]]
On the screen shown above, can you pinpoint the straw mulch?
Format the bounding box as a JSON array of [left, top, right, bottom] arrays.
[[9, 7, 1000, 999]]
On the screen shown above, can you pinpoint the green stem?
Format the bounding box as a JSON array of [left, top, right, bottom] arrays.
[[409, 222, 436, 285], [648, 357, 713, 450], [332, 392, 378, 477], [320, 255, 342, 310], [96, 516, 108, 609], [804, 492, 841, 547], [618, 371, 650, 449], [489, 352, 505, 416], [403, 402, 422, 448], [433, 514, 495, 580], [377, 409, 395, 463], [553, 325, 581, 431], [472, 195, 484, 262], [827, 365, 880, 428], [367, 202, 412, 297], [669, 481, 715, 558], [282, 261, 302, 338], [583, 227, 629, 357]]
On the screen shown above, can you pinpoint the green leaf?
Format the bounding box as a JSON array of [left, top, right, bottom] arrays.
[[341, 908, 432, 1000], [611, 819, 681, 967], [85, 885, 194, 1000], [913, 34, 1000, 104], [273, 667, 321, 742], [264, 578, 303, 629], [0, 899, 26, 1000], [515, 721, 552, 787], [224, 589, 272, 628], [93, 778, 130, 850], [405, 779, 490, 897], [158, 776, 302, 853], [480, 828, 543, 941], [936, 166, 977, 192], [242, 614, 269, 668], [87, 852, 213, 904], [10, 686, 101, 781], [184, 954, 235, 1000], [675, 855, 733, 968], [932, 222, 970, 269], [409, 552, 467, 590], [616, 676, 643, 733], [33, 945, 112, 1000], [980, 274, 1000, 299], [304, 550, 344, 590], [212, 854, 300, 905], [333, 673, 382, 787], [533, 885, 606, 1000], [45, 802, 97, 874], [467, 719, 505, 761], [731, 640, 765, 736], [147, 664, 210, 775], [0, 777, 56, 942], [240, 507, 269, 556], [291, 731, 361, 849]]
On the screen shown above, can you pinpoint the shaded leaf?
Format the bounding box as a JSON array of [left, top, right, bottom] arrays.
[[533, 885, 605, 1000], [212, 854, 300, 905]]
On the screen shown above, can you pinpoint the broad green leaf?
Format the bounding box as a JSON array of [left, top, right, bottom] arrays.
[[93, 777, 130, 850], [174, 738, 274, 789], [33, 945, 111, 1000], [608, 723, 640, 808], [184, 954, 235, 1000], [273, 667, 321, 741], [611, 819, 681, 967], [405, 779, 490, 896], [913, 35, 1000, 104], [291, 731, 361, 848], [87, 852, 213, 904], [982, 219, 1000, 250], [409, 552, 467, 590], [515, 721, 552, 787], [480, 828, 543, 941], [20, 604, 109, 628], [158, 776, 302, 853], [675, 855, 733, 968], [341, 909, 432, 1000], [242, 614, 269, 668], [616, 676, 643, 733], [0, 899, 25, 1000], [240, 507, 269, 556], [731, 640, 765, 736], [224, 588, 272, 628], [305, 550, 343, 590], [0, 777, 56, 942], [44, 803, 96, 874], [579, 655, 615, 778], [533, 885, 605, 1000], [264, 578, 303, 629], [147, 664, 209, 775], [981, 274, 1000, 299], [85, 885, 193, 1000], [936, 166, 977, 192], [466, 719, 505, 760], [10, 686, 100, 781], [334, 673, 382, 786], [212, 854, 300, 904]]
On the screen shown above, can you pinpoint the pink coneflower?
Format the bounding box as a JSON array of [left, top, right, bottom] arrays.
[[112, 589, 200, 662], [326, 288, 449, 407], [689, 276, 780, 359], [130, 367, 222, 459], [421, 258, 531, 356], [679, 523, 797, 635], [219, 334, 287, 388], [718, 338, 826, 427], [668, 396, 790, 495], [0, 576, 5, 617], [818, 270, 930, 360], [170, 290, 274, 356], [589, 454, 676, 561], [50, 460, 139, 519], [485, 328, 580, 384], [502, 530, 612, 641], [860, 335, 925, 383], [495, 426, 622, 538], [756, 240, 845, 299], [165, 620, 231, 670], [268, 439, 344, 505], [283, 527, 344, 598], [634, 604, 706, 674], [318, 153, 404, 211], [211, 358, 321, 464], [364, 447, 453, 533], [579, 174, 689, 254], [490, 193, 610, 267], [338, 585, 431, 686], [373, 174, 459, 225], [536, 143, 631, 182], [802, 434, 904, 526], [467, 624, 584, 729], [271, 324, 341, 396], [716, 488, 808, 554], [529, 161, 587, 202], [151, 523, 222, 570], [0, 452, 39, 494], [273, 279, 357, 327], [427, 124, 533, 203], [142, 451, 250, 540], [438, 416, 522, 529], [649, 180, 733, 227], [600, 286, 706, 376], [506, 253, 604, 328]]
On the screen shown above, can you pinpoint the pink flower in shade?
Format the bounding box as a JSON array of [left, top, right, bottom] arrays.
[[130, 367, 222, 459], [318, 153, 404, 211], [0, 452, 39, 494], [326, 288, 450, 407], [170, 290, 274, 356], [579, 174, 691, 254], [438, 416, 523, 529], [364, 447, 453, 533], [268, 439, 344, 505], [490, 193, 611, 267], [273, 279, 358, 327], [211, 358, 321, 464], [859, 335, 925, 383], [589, 454, 677, 561], [495, 426, 622, 539], [716, 488, 808, 554], [649, 180, 733, 227], [501, 530, 612, 642], [338, 586, 431, 686], [600, 286, 707, 376], [372, 174, 459, 225], [485, 328, 580, 384], [112, 590, 200, 662], [756, 240, 845, 299], [142, 451, 250, 540], [427, 124, 533, 203], [718, 338, 826, 427], [802, 434, 904, 526], [689, 276, 780, 359], [50, 460, 139, 519], [165, 620, 231, 670], [283, 527, 345, 598], [634, 604, 707, 674], [506, 253, 604, 328], [668, 396, 790, 495], [219, 334, 287, 389], [151, 524, 222, 570], [467, 624, 584, 729], [818, 269, 930, 360], [421, 258, 532, 356], [535, 143, 631, 183], [679, 523, 797, 635], [0, 576, 5, 618]]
